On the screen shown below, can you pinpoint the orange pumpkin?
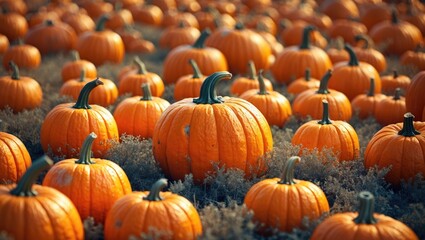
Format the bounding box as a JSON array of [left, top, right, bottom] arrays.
[[104, 178, 203, 240], [2, 40, 41, 70], [292, 99, 360, 161], [400, 48, 425, 71], [0, 131, 31, 183], [159, 21, 201, 50], [375, 88, 406, 126], [351, 78, 386, 119], [287, 68, 320, 95], [0, 156, 84, 240], [0, 11, 28, 42], [173, 59, 206, 101], [61, 50, 97, 82], [326, 19, 367, 46], [104, 2, 134, 31], [406, 70, 425, 121], [114, 83, 170, 138], [326, 37, 350, 64], [230, 60, 273, 96], [61, 8, 95, 35], [311, 191, 419, 240], [279, 20, 328, 49], [244, 156, 330, 234], [0, 33, 9, 54], [129, 4, 163, 26], [365, 113, 425, 186], [353, 34, 387, 73], [380, 70, 411, 95], [153, 71, 273, 182], [42, 132, 132, 224]]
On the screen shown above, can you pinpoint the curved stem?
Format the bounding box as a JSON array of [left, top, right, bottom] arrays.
[[71, 50, 80, 61], [367, 78, 375, 97], [95, 14, 110, 32], [193, 29, 211, 48], [317, 70, 333, 94], [318, 99, 332, 125], [140, 83, 153, 101], [9, 61, 20, 80], [257, 70, 269, 95], [75, 133, 96, 164], [398, 113, 420, 136], [135, 59, 147, 75], [193, 71, 232, 104], [345, 44, 359, 66], [391, 8, 399, 24], [10, 156, 54, 197], [354, 34, 370, 49], [247, 60, 257, 80], [304, 68, 311, 82], [278, 156, 300, 185], [143, 178, 168, 201], [393, 88, 401, 100], [72, 78, 104, 109], [353, 191, 377, 224], [393, 69, 399, 78], [300, 25, 315, 50], [189, 59, 203, 79], [79, 69, 86, 82]]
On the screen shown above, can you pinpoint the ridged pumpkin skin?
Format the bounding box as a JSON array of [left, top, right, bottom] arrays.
[[173, 59, 206, 101], [311, 191, 419, 240], [353, 34, 387, 73], [153, 72, 273, 183], [41, 79, 119, 158], [42, 133, 132, 224], [2, 42, 41, 70], [292, 100, 360, 161], [287, 68, 320, 95], [374, 89, 406, 126], [400, 50, 425, 71], [61, 51, 97, 82], [230, 60, 273, 96], [351, 78, 386, 119], [0, 132, 31, 183], [406, 71, 425, 121], [244, 157, 330, 234], [104, 179, 202, 240], [380, 70, 410, 95], [365, 113, 425, 186], [0, 156, 84, 240], [114, 84, 170, 138]]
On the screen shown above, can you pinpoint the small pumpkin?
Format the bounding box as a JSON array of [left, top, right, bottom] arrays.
[[380, 70, 411, 95], [61, 50, 97, 82], [365, 112, 425, 186], [230, 60, 273, 96], [0, 156, 84, 240], [326, 19, 367, 46], [42, 132, 132, 224], [311, 191, 419, 240], [405, 70, 425, 121], [114, 83, 170, 138], [159, 21, 201, 50], [173, 59, 206, 101], [279, 19, 328, 49], [244, 156, 330, 234], [104, 178, 202, 240], [129, 4, 163, 26], [400, 47, 425, 71], [353, 34, 387, 73], [104, 2, 134, 31], [0, 130, 31, 183], [326, 37, 350, 64], [2, 39, 41, 70], [0, 33, 9, 54], [61, 8, 95, 35], [292, 99, 360, 161], [287, 68, 320, 95], [0, 10, 28, 42], [375, 88, 406, 126], [351, 78, 386, 119]]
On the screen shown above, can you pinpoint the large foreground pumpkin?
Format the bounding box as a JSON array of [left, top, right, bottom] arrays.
[[152, 71, 273, 183]]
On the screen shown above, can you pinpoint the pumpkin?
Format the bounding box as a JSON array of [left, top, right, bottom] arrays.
[[405, 70, 425, 121], [205, 22, 272, 74], [0, 62, 43, 112], [311, 191, 419, 240], [114, 83, 170, 138], [359, 3, 391, 31], [174, 59, 206, 101], [194, 6, 236, 31], [328, 44, 381, 100], [244, 156, 330, 234], [127, 38, 155, 53], [320, 0, 359, 20], [161, 9, 199, 28], [153, 71, 273, 182], [239, 70, 292, 128], [0, 156, 84, 240], [27, 7, 60, 28], [287, 68, 320, 95], [365, 112, 425, 186], [61, 8, 95, 35], [271, 25, 333, 85], [42, 132, 132, 223], [2, 39, 41, 70], [159, 21, 201, 50], [292, 70, 352, 121], [326, 19, 367, 46], [230, 60, 273, 96], [380, 70, 411, 95], [0, 11, 28, 42], [76, 14, 125, 66], [353, 34, 387, 73], [104, 178, 202, 240], [129, 4, 163, 26], [119, 59, 165, 97], [255, 22, 284, 58], [0, 130, 31, 183], [0, 33, 9, 54], [375, 88, 406, 126], [0, 0, 27, 15], [61, 50, 97, 82], [292, 99, 360, 161], [162, 29, 228, 84], [351, 78, 386, 119], [326, 37, 350, 64], [40, 78, 119, 158], [104, 2, 134, 31], [24, 19, 77, 55], [400, 47, 425, 71], [82, 0, 113, 21], [278, 19, 328, 49]]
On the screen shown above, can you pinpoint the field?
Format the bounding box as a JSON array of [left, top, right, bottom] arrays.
[[1, 4, 425, 240]]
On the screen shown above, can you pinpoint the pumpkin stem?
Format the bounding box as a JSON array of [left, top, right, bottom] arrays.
[[140, 83, 153, 101], [398, 113, 420, 137], [367, 78, 375, 97], [353, 191, 378, 224], [71, 50, 81, 61], [193, 29, 211, 48], [45, 19, 54, 26], [304, 68, 311, 82], [345, 44, 359, 66], [189, 59, 203, 79], [72, 78, 104, 109], [247, 60, 257, 80], [193, 71, 232, 104], [95, 14, 110, 32], [10, 155, 54, 197], [79, 69, 86, 82], [278, 156, 300, 185], [144, 178, 168, 201], [354, 34, 371, 49], [393, 88, 401, 100], [391, 8, 399, 24], [316, 69, 332, 94], [135, 59, 148, 75], [235, 22, 244, 30], [9, 61, 20, 80], [393, 69, 399, 78], [299, 25, 315, 50], [75, 133, 96, 165], [257, 70, 269, 95], [318, 99, 332, 125]]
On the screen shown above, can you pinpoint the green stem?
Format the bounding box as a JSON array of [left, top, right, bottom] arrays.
[[189, 59, 203, 79], [193, 71, 232, 104], [353, 191, 377, 224], [278, 156, 300, 185], [79, 69, 86, 82], [45, 19, 54, 26], [71, 50, 80, 61], [75, 133, 96, 164], [235, 22, 244, 30], [9, 61, 20, 80], [345, 44, 359, 66], [143, 178, 168, 201], [135, 59, 147, 75], [318, 99, 332, 125], [367, 78, 375, 97], [300, 25, 315, 50], [95, 14, 110, 32], [354, 34, 370, 49], [257, 70, 269, 95], [398, 113, 420, 136], [72, 78, 104, 109], [247, 60, 257, 80], [304, 68, 311, 82], [393, 88, 401, 100], [193, 29, 211, 48], [140, 83, 153, 101], [317, 70, 333, 94], [393, 69, 399, 78], [10, 156, 54, 197], [391, 8, 399, 24]]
